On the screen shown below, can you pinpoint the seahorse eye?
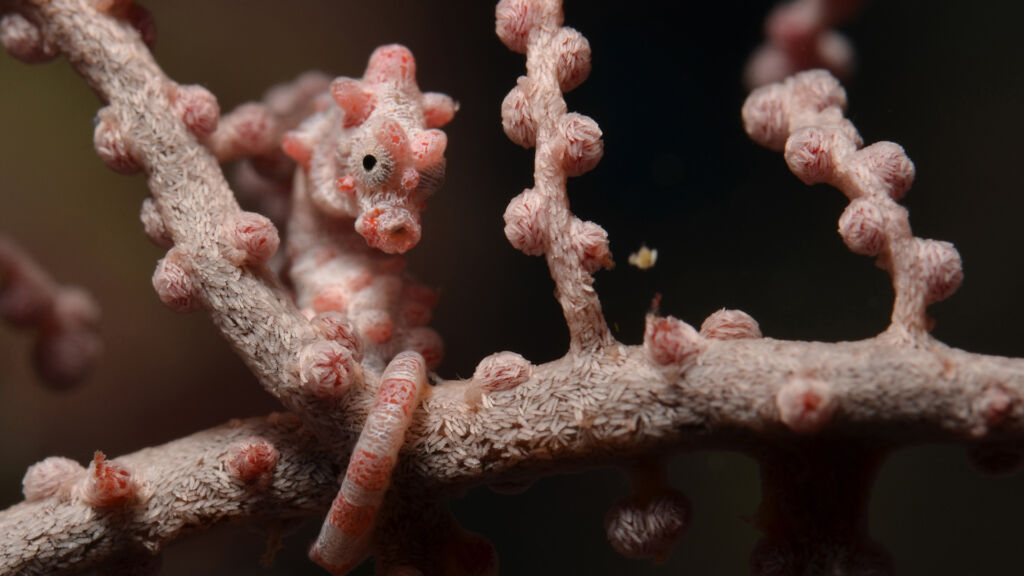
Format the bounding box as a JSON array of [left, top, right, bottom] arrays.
[[362, 154, 377, 171]]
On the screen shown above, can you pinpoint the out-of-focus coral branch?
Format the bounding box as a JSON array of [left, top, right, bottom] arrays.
[[744, 0, 862, 88], [0, 234, 101, 387]]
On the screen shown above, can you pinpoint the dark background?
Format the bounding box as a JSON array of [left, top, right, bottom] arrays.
[[2, 1, 1024, 574]]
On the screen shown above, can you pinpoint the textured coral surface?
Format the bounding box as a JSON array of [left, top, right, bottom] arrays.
[[1, 1, 1024, 575]]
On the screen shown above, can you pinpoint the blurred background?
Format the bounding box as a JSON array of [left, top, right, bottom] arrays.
[[2, 0, 1024, 574]]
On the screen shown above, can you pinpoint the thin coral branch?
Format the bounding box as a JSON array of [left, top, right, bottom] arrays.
[[497, 0, 612, 352], [0, 234, 101, 387]]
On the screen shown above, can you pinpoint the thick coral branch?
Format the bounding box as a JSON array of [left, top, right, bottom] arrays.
[[0, 414, 338, 575], [4, 336, 1024, 571]]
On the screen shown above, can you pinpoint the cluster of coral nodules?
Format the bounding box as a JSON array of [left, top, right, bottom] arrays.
[[22, 452, 137, 508], [496, 0, 611, 274], [744, 0, 862, 89], [282, 45, 456, 254], [742, 70, 962, 335]]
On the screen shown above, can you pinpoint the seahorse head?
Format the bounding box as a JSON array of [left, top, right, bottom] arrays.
[[283, 44, 457, 254]]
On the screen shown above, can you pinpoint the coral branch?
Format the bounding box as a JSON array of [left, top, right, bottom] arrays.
[[0, 414, 337, 575], [743, 70, 960, 340], [497, 0, 612, 352], [745, 0, 862, 88], [0, 234, 101, 387]]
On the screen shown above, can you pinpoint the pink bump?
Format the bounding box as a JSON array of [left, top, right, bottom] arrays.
[[0, 13, 56, 64], [83, 452, 136, 508], [298, 340, 356, 398], [152, 247, 200, 312], [503, 189, 547, 256], [366, 44, 416, 86], [33, 326, 102, 388], [281, 131, 313, 169], [838, 198, 887, 256], [22, 456, 84, 502], [699, 309, 762, 340], [974, 386, 1013, 435], [790, 69, 847, 113], [421, 92, 458, 128], [501, 77, 537, 149], [605, 491, 690, 562], [916, 239, 963, 304], [311, 311, 362, 359], [225, 436, 280, 483], [552, 27, 591, 92], [331, 77, 375, 128], [557, 112, 603, 177], [473, 351, 533, 392], [644, 315, 701, 368], [741, 83, 791, 151], [94, 112, 141, 174], [140, 198, 172, 248], [857, 141, 915, 201], [495, 0, 538, 54], [784, 125, 851, 185], [570, 219, 613, 274], [174, 84, 220, 138], [228, 211, 279, 265], [776, 377, 835, 434]]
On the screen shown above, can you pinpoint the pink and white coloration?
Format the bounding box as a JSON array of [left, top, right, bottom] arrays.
[[225, 436, 280, 484], [699, 309, 762, 340], [282, 44, 455, 255], [744, 69, 961, 338], [776, 376, 835, 434], [744, 0, 862, 88], [22, 456, 84, 502], [644, 315, 702, 369], [495, 0, 612, 351], [82, 452, 137, 508], [152, 247, 200, 312], [472, 351, 533, 393], [0, 236, 102, 387], [7, 1, 1024, 574], [310, 351, 428, 575]]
